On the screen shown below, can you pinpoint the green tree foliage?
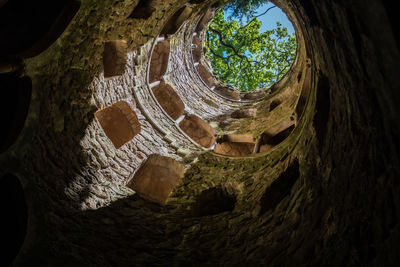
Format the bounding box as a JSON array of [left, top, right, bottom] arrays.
[[206, 5, 297, 91], [224, 0, 267, 20]]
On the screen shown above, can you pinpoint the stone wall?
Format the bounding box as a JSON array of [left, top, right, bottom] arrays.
[[0, 0, 399, 266]]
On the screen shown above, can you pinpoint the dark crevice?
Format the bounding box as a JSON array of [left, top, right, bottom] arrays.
[[128, 0, 157, 19], [313, 74, 330, 154], [0, 74, 32, 153], [160, 6, 187, 35], [260, 159, 300, 215], [269, 99, 282, 112], [192, 186, 237, 216]]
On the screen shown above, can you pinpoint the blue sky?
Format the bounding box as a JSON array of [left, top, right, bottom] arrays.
[[225, 2, 295, 34], [255, 2, 294, 34]]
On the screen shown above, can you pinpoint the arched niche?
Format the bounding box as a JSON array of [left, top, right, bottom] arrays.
[[259, 159, 299, 215], [0, 0, 81, 58], [241, 90, 268, 101], [152, 82, 185, 120], [295, 66, 312, 117], [149, 40, 170, 83], [179, 114, 216, 148], [195, 8, 213, 32], [128, 0, 157, 19], [214, 86, 240, 101], [256, 115, 297, 153], [214, 134, 255, 156], [103, 40, 127, 78], [196, 63, 215, 88], [0, 75, 32, 153], [95, 101, 141, 149], [126, 154, 185, 205], [269, 99, 282, 112], [0, 173, 28, 267], [192, 185, 238, 217], [160, 5, 193, 36]]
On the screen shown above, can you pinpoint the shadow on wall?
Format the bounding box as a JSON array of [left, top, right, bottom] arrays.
[[192, 185, 238, 216], [103, 40, 128, 78], [259, 159, 300, 215], [0, 0, 81, 59], [0, 173, 28, 267], [128, 0, 157, 19]]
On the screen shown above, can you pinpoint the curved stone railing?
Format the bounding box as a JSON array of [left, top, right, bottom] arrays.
[[135, 39, 205, 154]]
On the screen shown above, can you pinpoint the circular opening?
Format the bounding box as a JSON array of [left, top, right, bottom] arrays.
[[0, 173, 28, 266], [205, 1, 297, 91], [0, 74, 32, 153]]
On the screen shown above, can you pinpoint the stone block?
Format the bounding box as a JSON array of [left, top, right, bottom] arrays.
[[179, 114, 216, 148], [95, 101, 141, 149], [149, 40, 170, 83], [196, 64, 214, 88], [152, 82, 185, 120], [214, 142, 254, 156], [126, 154, 185, 205]]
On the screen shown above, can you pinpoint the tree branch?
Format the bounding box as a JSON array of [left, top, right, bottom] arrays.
[[239, 6, 276, 30]]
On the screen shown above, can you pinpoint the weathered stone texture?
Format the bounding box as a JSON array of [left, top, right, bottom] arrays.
[[149, 40, 170, 83], [95, 101, 141, 149], [152, 82, 185, 120], [179, 114, 216, 148], [0, 0, 399, 266], [126, 154, 185, 204]]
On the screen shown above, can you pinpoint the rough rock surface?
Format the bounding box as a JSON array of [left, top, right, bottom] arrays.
[[0, 0, 399, 266]]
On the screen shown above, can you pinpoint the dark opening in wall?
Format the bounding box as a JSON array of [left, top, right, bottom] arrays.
[[0, 173, 28, 267], [256, 116, 296, 153], [188, 0, 206, 4], [269, 99, 282, 112], [0, 0, 81, 58], [214, 134, 255, 156], [192, 185, 237, 216], [160, 5, 192, 36], [128, 0, 157, 19], [103, 40, 127, 78], [214, 86, 240, 100], [260, 159, 299, 215], [126, 154, 185, 205], [152, 82, 185, 120], [149, 40, 170, 83], [179, 114, 216, 148], [195, 9, 213, 32], [0, 75, 32, 153], [95, 101, 141, 149]]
